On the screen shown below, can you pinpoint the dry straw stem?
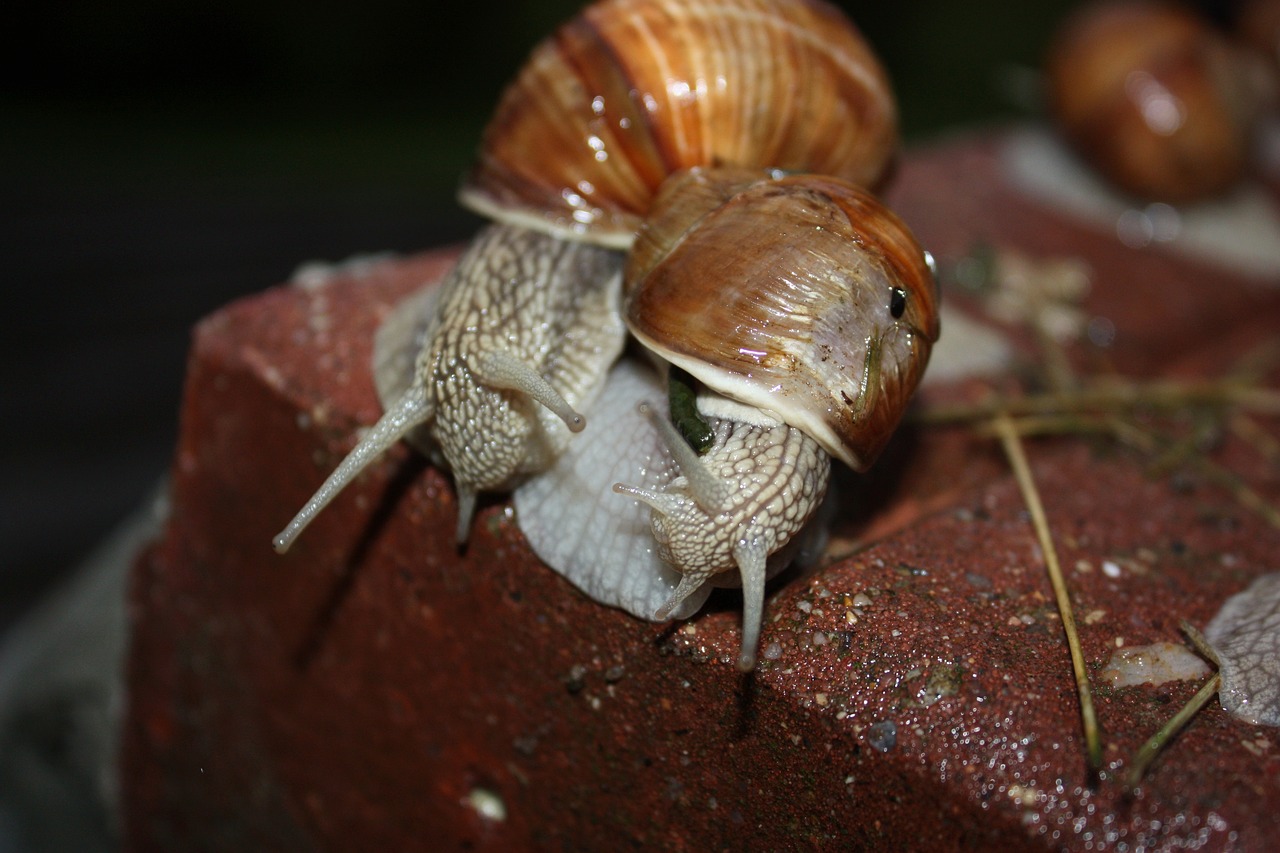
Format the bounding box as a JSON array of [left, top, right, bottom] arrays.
[[1230, 412, 1280, 464], [1124, 672, 1222, 793], [991, 411, 1105, 780], [919, 378, 1280, 530], [1124, 621, 1222, 792], [914, 379, 1280, 426]]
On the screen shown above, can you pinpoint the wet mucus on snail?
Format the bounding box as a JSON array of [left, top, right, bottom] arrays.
[[516, 167, 940, 671], [273, 0, 898, 548]]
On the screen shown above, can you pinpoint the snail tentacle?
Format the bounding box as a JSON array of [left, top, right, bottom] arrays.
[[733, 531, 768, 672], [454, 484, 479, 546], [469, 349, 586, 433], [611, 481, 685, 519], [637, 401, 729, 512], [273, 387, 434, 554]]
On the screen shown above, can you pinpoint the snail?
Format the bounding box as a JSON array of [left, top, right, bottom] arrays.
[[273, 228, 626, 550], [272, 0, 899, 551], [516, 167, 939, 671], [1045, 0, 1273, 203]]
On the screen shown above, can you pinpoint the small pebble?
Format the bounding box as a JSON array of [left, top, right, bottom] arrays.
[[564, 665, 587, 695], [866, 720, 897, 753]]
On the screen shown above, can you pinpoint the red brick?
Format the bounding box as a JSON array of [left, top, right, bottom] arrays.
[[122, 135, 1280, 851]]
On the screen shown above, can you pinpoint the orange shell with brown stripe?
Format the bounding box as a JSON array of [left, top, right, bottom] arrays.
[[623, 167, 938, 470], [459, 0, 898, 247]]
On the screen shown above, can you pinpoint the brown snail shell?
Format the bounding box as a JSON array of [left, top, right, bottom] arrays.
[[460, 0, 899, 246], [622, 167, 938, 471], [1045, 0, 1268, 203]]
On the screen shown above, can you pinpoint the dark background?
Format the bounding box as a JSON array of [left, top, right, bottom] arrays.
[[0, 0, 1240, 633]]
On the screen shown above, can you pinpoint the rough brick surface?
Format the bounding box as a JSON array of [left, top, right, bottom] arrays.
[[122, 134, 1280, 851]]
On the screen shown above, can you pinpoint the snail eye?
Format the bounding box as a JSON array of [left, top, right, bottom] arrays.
[[889, 287, 907, 319]]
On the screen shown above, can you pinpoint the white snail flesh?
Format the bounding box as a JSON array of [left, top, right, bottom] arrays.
[[514, 358, 830, 671]]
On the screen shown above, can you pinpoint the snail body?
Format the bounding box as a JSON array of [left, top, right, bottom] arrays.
[[614, 390, 832, 671], [274, 0, 900, 550], [516, 359, 831, 671], [274, 226, 624, 551], [517, 168, 938, 670]]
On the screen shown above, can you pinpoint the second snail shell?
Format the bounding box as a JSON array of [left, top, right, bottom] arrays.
[[624, 167, 938, 471]]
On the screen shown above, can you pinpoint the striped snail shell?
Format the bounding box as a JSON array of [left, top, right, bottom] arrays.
[[460, 0, 899, 246], [274, 0, 900, 552]]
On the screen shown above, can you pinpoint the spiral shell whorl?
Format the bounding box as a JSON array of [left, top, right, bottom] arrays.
[[460, 0, 898, 246]]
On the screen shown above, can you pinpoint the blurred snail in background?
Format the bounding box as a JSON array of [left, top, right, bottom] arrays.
[[273, 0, 936, 670], [1045, 0, 1275, 203], [518, 167, 939, 670]]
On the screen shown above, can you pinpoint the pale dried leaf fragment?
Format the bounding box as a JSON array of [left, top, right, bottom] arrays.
[[1205, 573, 1280, 727], [1101, 642, 1211, 688]]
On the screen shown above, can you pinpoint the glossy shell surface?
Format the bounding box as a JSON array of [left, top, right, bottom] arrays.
[[623, 167, 938, 471], [460, 0, 898, 246]]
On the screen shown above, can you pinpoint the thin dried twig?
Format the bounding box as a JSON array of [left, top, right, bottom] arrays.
[[935, 398, 1280, 531], [1125, 672, 1222, 792], [1229, 413, 1280, 465], [1180, 620, 1219, 667], [1116, 419, 1280, 530], [991, 412, 1104, 781], [913, 380, 1280, 425], [1187, 455, 1280, 529], [1124, 622, 1221, 791]]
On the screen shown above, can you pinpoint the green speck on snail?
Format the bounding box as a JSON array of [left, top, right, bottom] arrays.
[[668, 366, 714, 454]]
